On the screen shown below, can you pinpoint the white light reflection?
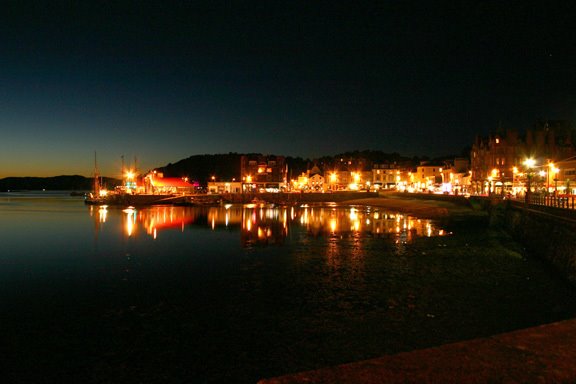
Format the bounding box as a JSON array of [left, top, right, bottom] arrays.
[[124, 207, 137, 237], [98, 205, 108, 223]]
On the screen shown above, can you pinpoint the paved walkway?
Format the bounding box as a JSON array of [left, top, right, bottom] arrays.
[[259, 318, 576, 383]]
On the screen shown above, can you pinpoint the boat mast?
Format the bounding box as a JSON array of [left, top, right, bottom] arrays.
[[94, 151, 100, 194]]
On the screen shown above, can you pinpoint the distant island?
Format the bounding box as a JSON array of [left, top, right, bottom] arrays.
[[0, 175, 121, 192]]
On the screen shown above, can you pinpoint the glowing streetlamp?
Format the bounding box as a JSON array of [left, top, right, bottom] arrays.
[[524, 158, 535, 168], [552, 166, 560, 194], [329, 172, 338, 191], [523, 158, 535, 203], [349, 172, 361, 190], [512, 166, 519, 196]]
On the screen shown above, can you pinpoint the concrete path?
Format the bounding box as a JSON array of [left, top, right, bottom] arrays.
[[259, 318, 576, 383]]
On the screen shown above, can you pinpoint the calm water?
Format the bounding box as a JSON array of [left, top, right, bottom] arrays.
[[1, 192, 575, 383]]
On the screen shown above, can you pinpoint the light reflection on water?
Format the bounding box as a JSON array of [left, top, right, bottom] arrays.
[[89, 204, 446, 247], [2, 193, 576, 383]]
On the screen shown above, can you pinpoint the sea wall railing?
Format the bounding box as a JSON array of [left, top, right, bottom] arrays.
[[524, 194, 576, 210]]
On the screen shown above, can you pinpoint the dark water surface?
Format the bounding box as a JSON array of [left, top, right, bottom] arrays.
[[1, 192, 575, 383]]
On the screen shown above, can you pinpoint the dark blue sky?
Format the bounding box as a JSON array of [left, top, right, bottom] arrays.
[[1, 0, 575, 177]]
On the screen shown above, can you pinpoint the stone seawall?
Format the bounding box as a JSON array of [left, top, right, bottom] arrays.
[[500, 201, 576, 286]]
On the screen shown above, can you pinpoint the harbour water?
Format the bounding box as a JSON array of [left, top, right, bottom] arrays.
[[1, 192, 575, 383]]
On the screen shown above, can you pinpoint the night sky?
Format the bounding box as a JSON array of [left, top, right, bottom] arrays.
[[1, 1, 575, 177]]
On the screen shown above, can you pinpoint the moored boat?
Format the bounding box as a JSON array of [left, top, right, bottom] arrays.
[[85, 192, 181, 206]]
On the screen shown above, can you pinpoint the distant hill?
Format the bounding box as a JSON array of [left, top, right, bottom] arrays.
[[157, 153, 244, 183], [0, 175, 121, 192], [156, 153, 320, 184], [154, 151, 434, 184]]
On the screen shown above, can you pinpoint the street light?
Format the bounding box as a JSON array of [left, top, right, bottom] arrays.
[[552, 166, 559, 195], [546, 162, 554, 193], [490, 168, 498, 195], [523, 158, 535, 203], [512, 166, 519, 196]]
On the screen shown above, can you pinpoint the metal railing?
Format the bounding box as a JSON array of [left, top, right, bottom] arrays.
[[526, 194, 576, 210]]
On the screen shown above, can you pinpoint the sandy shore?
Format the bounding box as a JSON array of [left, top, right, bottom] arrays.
[[340, 195, 484, 220]]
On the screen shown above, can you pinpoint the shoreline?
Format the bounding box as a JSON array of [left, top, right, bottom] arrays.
[[339, 195, 486, 220]]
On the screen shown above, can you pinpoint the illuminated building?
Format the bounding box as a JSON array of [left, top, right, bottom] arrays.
[[372, 163, 401, 189], [144, 172, 195, 194], [470, 120, 575, 195], [241, 155, 288, 192], [207, 181, 242, 194], [415, 163, 444, 192], [294, 165, 325, 191]]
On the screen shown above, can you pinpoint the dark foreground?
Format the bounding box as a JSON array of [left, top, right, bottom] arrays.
[[260, 318, 576, 383], [2, 201, 576, 383]]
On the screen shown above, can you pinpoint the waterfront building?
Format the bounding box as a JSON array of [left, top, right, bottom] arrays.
[[438, 158, 470, 195], [415, 163, 444, 192], [143, 173, 195, 194], [207, 181, 242, 194], [544, 159, 576, 195], [241, 155, 288, 192], [325, 170, 350, 191], [294, 164, 325, 192], [470, 120, 575, 195], [309, 173, 324, 191], [372, 163, 401, 190], [324, 156, 373, 191], [327, 170, 372, 191]]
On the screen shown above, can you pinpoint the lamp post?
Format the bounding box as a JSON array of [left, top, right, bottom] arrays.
[[546, 162, 551, 193], [552, 166, 559, 195], [523, 158, 535, 204], [490, 168, 498, 196], [512, 166, 518, 197]]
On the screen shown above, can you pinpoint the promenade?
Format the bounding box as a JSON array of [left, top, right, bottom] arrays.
[[259, 318, 576, 383]]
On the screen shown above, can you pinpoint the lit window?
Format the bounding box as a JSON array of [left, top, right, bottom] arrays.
[[495, 138, 500, 144]]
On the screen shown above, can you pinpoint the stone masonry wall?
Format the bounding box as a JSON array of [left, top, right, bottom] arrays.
[[502, 201, 576, 286]]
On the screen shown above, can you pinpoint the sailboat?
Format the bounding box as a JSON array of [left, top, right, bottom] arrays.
[[84, 153, 186, 206], [84, 152, 108, 205]]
